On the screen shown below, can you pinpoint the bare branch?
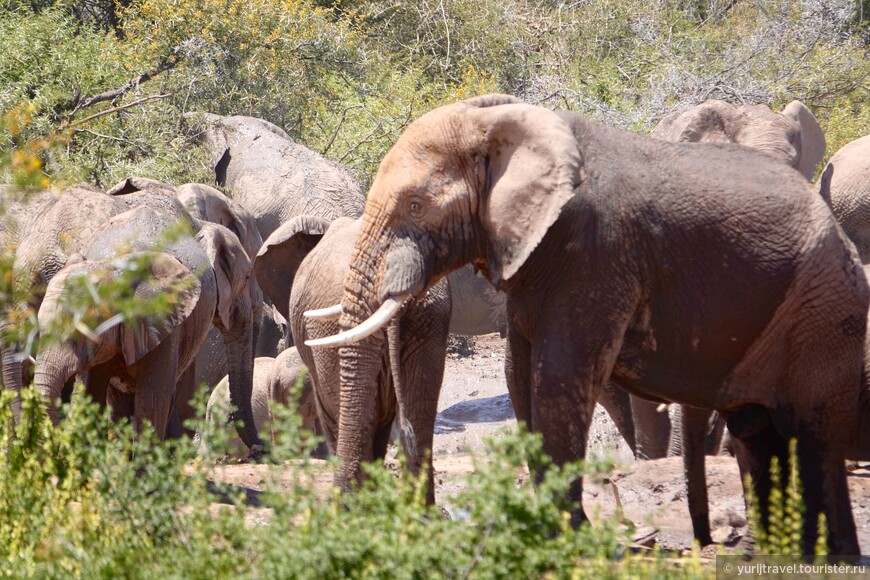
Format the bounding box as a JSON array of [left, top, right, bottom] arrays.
[[62, 58, 180, 117], [322, 104, 363, 156], [71, 94, 173, 127]]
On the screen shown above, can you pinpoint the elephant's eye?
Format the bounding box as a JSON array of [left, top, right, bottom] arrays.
[[408, 199, 423, 217]]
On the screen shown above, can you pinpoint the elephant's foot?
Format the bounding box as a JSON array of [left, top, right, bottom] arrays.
[[239, 443, 266, 463]]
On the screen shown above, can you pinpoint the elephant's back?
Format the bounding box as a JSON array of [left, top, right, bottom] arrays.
[[820, 135, 870, 241], [217, 121, 365, 239]]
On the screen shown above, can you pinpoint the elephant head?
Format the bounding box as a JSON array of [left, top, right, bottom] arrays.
[[307, 94, 581, 349], [652, 99, 825, 181], [175, 183, 265, 349], [33, 251, 202, 429], [256, 215, 450, 500], [195, 222, 262, 452]]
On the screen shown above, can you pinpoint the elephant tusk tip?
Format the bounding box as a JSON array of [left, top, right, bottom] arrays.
[[303, 304, 343, 320]]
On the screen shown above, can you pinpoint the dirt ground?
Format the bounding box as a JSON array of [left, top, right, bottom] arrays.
[[212, 333, 870, 554]]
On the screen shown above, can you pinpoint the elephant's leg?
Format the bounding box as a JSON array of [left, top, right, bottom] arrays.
[[681, 406, 714, 546], [528, 324, 628, 528], [598, 381, 636, 456], [397, 300, 449, 504], [132, 339, 179, 440], [504, 324, 532, 427], [631, 396, 670, 459], [107, 385, 135, 425], [84, 361, 113, 411], [167, 365, 197, 438], [705, 412, 727, 455], [372, 420, 393, 461], [727, 405, 788, 549]]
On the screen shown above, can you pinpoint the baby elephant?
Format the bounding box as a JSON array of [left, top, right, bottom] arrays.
[[199, 347, 321, 458]]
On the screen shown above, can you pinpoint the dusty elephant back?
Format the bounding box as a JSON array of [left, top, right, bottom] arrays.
[[819, 134, 870, 262], [191, 114, 366, 239]]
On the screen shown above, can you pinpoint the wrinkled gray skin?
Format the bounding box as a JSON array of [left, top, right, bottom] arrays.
[[188, 113, 366, 239], [635, 99, 828, 545], [199, 348, 319, 458], [7, 183, 194, 423], [22, 187, 260, 450], [187, 113, 367, 350], [323, 95, 867, 555], [167, 183, 271, 436], [447, 265, 507, 336], [255, 216, 451, 503], [652, 99, 826, 181], [820, 135, 870, 262], [0, 189, 58, 418]]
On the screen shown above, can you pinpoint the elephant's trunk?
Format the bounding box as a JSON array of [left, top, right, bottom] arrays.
[[388, 316, 416, 461], [1, 320, 24, 423], [33, 349, 80, 424], [222, 306, 263, 455], [334, 261, 386, 491]]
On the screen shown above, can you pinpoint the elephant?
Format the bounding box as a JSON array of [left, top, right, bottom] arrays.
[[187, 113, 366, 239], [199, 347, 320, 458], [308, 95, 868, 556], [819, 134, 870, 262], [254, 215, 451, 503], [29, 200, 261, 451], [652, 99, 826, 181], [446, 264, 507, 336], [5, 183, 197, 423], [0, 189, 58, 416], [632, 99, 830, 545]]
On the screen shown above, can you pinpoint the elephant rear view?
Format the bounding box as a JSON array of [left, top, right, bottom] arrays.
[[187, 113, 366, 239], [653, 99, 825, 181], [819, 134, 870, 262]]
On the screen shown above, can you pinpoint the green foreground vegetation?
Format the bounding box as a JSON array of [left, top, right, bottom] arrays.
[[0, 387, 706, 577], [0, 0, 868, 576]]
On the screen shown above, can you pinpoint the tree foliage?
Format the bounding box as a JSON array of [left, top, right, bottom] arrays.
[[1, 0, 866, 187]]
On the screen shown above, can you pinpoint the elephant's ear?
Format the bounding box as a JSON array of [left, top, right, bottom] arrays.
[[781, 100, 826, 181], [254, 215, 333, 321], [106, 176, 176, 196], [121, 253, 201, 366], [660, 100, 735, 143], [465, 100, 584, 283], [197, 223, 252, 330]]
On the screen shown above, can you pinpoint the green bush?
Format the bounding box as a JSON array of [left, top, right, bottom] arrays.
[[2, 0, 867, 186], [0, 388, 705, 578]]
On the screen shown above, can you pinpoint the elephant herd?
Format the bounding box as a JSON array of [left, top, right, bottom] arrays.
[[2, 95, 870, 557]]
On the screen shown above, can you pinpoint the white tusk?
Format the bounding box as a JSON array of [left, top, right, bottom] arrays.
[[306, 294, 410, 348], [303, 303, 343, 320]]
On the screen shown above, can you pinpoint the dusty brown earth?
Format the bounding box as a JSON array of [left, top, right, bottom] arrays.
[[211, 333, 870, 554]]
